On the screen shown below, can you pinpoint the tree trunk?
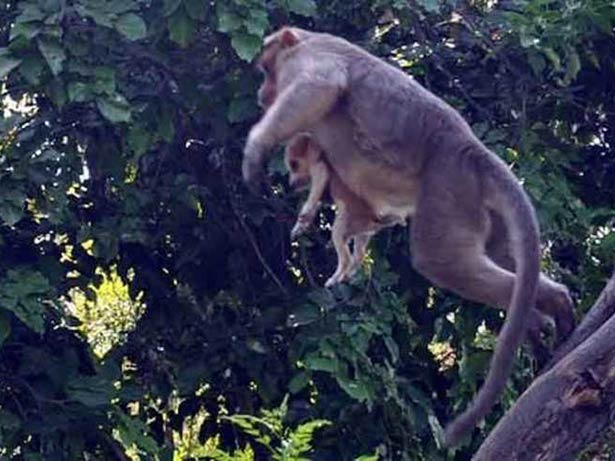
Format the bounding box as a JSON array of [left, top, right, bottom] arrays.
[[475, 269, 615, 461]]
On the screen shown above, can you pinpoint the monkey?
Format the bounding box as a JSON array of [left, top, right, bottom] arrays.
[[242, 27, 575, 446], [285, 133, 406, 287]]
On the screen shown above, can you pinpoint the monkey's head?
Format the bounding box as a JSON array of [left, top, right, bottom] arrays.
[[256, 27, 308, 109], [284, 134, 322, 190]]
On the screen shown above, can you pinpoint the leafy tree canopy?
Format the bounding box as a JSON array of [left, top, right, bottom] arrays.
[[0, 0, 614, 460]]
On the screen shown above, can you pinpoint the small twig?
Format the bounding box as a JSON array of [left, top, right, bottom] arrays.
[[232, 204, 289, 297], [299, 242, 318, 287]]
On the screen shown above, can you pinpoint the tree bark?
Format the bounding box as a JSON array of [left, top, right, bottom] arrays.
[[474, 268, 615, 461]]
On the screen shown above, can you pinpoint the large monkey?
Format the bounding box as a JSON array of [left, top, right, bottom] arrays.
[[243, 27, 575, 446]]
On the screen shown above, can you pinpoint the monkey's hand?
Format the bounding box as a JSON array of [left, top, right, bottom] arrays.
[[290, 213, 314, 239], [242, 127, 270, 192]]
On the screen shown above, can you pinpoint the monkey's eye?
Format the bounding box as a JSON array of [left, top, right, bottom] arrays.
[[289, 160, 298, 171]]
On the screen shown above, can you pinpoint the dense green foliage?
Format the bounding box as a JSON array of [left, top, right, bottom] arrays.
[[0, 0, 614, 459]]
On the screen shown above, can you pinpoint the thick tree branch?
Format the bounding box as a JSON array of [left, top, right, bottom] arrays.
[[542, 268, 615, 372], [474, 269, 615, 460]]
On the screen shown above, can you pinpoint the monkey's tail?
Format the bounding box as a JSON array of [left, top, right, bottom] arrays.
[[442, 155, 541, 447]]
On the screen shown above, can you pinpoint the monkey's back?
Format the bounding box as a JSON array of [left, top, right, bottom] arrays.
[[304, 31, 486, 174]]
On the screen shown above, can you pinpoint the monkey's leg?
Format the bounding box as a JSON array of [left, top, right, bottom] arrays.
[[410, 165, 546, 341], [486, 212, 575, 342], [291, 161, 330, 238], [347, 233, 372, 277], [325, 213, 353, 288]]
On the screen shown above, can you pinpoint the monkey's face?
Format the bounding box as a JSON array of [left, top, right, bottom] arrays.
[[256, 29, 301, 109], [287, 157, 311, 190], [256, 44, 278, 109], [285, 135, 317, 190]]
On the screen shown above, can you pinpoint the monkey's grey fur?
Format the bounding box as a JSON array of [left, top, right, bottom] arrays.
[[243, 27, 575, 446]]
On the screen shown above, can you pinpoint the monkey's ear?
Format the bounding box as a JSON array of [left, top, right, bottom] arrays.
[[280, 27, 300, 48]]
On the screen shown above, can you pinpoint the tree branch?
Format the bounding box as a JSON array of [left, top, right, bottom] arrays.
[[542, 267, 615, 372], [474, 269, 615, 460]]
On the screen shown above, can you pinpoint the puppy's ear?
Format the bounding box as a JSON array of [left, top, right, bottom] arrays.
[[287, 134, 311, 158]]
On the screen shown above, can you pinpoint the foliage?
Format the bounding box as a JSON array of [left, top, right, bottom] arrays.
[[66, 266, 145, 357], [206, 396, 332, 461], [0, 0, 614, 460]]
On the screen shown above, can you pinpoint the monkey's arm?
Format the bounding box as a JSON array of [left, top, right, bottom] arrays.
[[243, 62, 347, 187], [291, 161, 329, 238]]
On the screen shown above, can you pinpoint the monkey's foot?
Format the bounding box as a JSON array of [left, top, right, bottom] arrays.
[[290, 214, 313, 238], [325, 270, 347, 288]]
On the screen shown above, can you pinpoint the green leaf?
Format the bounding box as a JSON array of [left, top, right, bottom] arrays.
[[0, 269, 50, 333], [0, 187, 26, 226], [47, 78, 67, 106], [157, 108, 175, 142], [168, 7, 196, 47], [564, 50, 581, 84], [163, 0, 182, 16], [106, 0, 138, 14], [355, 455, 378, 461], [336, 376, 370, 402], [0, 50, 21, 79], [66, 375, 114, 407], [16, 4, 46, 22], [304, 355, 338, 373], [10, 22, 41, 41], [18, 55, 44, 84], [217, 10, 242, 33], [286, 0, 317, 17], [93, 67, 116, 94], [37, 37, 66, 75], [543, 47, 562, 71], [245, 9, 269, 37], [288, 371, 310, 393], [288, 304, 321, 327], [74, 4, 113, 27], [185, 0, 206, 20], [0, 310, 11, 347], [97, 94, 132, 123], [231, 32, 261, 61], [114, 13, 147, 40], [416, 0, 440, 12], [68, 82, 92, 102], [127, 125, 153, 157], [0, 409, 20, 431]]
